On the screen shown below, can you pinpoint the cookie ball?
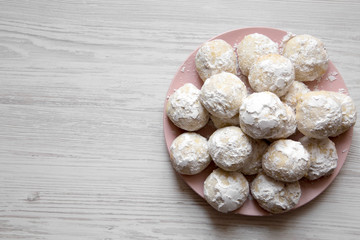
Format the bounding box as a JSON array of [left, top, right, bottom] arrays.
[[262, 139, 310, 182], [248, 53, 295, 97], [329, 92, 357, 137], [236, 33, 279, 76], [166, 83, 209, 131], [239, 92, 296, 140], [278, 104, 297, 139], [296, 91, 342, 138], [283, 34, 328, 82], [238, 139, 268, 175], [169, 132, 211, 175], [299, 136, 338, 180], [208, 126, 253, 171], [210, 114, 240, 129], [204, 168, 249, 213], [280, 81, 310, 112], [200, 72, 247, 118], [195, 39, 237, 81], [251, 172, 301, 214]]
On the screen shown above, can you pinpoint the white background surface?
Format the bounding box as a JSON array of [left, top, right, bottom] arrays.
[[0, 0, 359, 239]]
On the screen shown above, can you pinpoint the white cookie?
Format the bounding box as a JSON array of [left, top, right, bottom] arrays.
[[204, 168, 249, 213], [195, 39, 237, 81], [208, 126, 252, 171], [262, 139, 310, 182], [200, 72, 247, 119], [239, 92, 296, 140], [283, 34, 328, 82], [236, 33, 279, 76], [238, 139, 268, 175], [329, 92, 357, 137], [249, 53, 295, 97], [251, 172, 301, 214], [296, 91, 342, 138], [210, 114, 239, 129], [300, 136, 338, 180], [166, 83, 209, 131], [170, 133, 211, 175], [280, 81, 310, 112]]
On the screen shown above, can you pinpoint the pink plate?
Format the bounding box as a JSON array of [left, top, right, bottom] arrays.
[[163, 27, 353, 216]]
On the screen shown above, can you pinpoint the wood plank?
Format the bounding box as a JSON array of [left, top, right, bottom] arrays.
[[0, 0, 360, 239]]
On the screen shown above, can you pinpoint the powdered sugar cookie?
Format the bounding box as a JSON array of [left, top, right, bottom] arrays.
[[170, 133, 211, 175], [251, 172, 301, 214], [280, 81, 310, 112], [166, 83, 209, 131], [238, 139, 268, 175], [248, 53, 295, 97], [283, 34, 328, 82], [278, 104, 297, 139], [210, 114, 240, 129], [329, 92, 357, 137], [299, 136, 338, 180], [262, 139, 310, 182], [195, 39, 237, 81], [200, 72, 247, 119], [296, 91, 342, 138], [204, 168, 249, 213], [236, 33, 279, 76], [239, 92, 296, 140], [208, 126, 253, 171]]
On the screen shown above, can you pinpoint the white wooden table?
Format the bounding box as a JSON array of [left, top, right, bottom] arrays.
[[1, 1, 360, 239]]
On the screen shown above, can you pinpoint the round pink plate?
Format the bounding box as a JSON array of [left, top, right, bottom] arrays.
[[163, 27, 353, 216]]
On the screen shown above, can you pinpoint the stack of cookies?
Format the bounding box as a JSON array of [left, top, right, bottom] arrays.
[[166, 32, 356, 214]]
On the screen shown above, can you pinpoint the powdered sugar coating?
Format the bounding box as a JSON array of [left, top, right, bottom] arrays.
[[300, 136, 338, 180], [239, 92, 296, 140], [279, 104, 297, 139], [248, 53, 295, 97], [166, 83, 209, 131], [200, 72, 247, 118], [238, 139, 268, 175], [195, 39, 237, 81], [210, 114, 240, 129], [280, 81, 310, 112], [251, 172, 301, 214], [208, 126, 253, 171], [204, 168, 249, 213], [283, 34, 328, 82], [262, 139, 310, 182], [329, 92, 357, 137], [170, 133, 211, 175], [296, 91, 342, 138], [279, 32, 296, 54], [236, 33, 279, 76]]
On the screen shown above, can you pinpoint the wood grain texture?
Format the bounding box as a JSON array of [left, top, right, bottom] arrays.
[[0, 0, 360, 239]]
